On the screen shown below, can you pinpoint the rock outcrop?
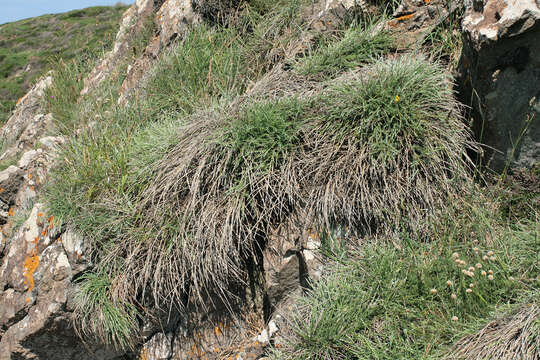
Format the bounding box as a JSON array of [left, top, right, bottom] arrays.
[[0, 75, 53, 162], [458, 0, 540, 171]]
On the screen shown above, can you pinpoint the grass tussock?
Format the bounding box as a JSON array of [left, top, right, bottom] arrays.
[[270, 198, 539, 360], [44, 3, 312, 343], [143, 25, 251, 116], [74, 271, 140, 349], [122, 56, 474, 312], [448, 294, 540, 360], [296, 22, 394, 77], [42, 1, 476, 350]]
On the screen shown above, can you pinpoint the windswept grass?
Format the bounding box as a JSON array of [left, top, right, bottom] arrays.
[[448, 291, 540, 359], [44, 2, 314, 345], [111, 56, 474, 325], [43, 1, 477, 351]]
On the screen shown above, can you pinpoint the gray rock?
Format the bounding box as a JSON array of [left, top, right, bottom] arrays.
[[0, 76, 52, 158], [0, 166, 24, 225], [459, 0, 540, 171]]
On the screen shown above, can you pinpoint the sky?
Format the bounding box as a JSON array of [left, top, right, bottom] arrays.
[[0, 0, 135, 25]]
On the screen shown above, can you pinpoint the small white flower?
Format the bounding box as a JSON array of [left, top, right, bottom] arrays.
[[446, 280, 453, 286], [488, 275, 494, 281], [451, 316, 459, 321], [466, 288, 472, 293], [452, 252, 459, 259], [451, 293, 457, 300], [430, 288, 438, 295], [475, 263, 482, 269]]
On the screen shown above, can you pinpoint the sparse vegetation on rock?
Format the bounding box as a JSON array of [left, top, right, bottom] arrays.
[[0, 0, 538, 359]]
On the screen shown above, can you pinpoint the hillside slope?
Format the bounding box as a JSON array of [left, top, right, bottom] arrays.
[[0, 0, 538, 359], [0, 5, 127, 124]]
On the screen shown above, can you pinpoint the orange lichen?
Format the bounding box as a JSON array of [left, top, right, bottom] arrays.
[[37, 212, 44, 217], [16, 97, 23, 106], [23, 236, 40, 293], [8, 207, 14, 216], [396, 13, 414, 21], [424, 0, 431, 3], [41, 229, 48, 237], [0, 187, 4, 193], [27, 173, 33, 180], [48, 215, 54, 224], [214, 326, 222, 337], [23, 254, 39, 292], [139, 349, 149, 360]]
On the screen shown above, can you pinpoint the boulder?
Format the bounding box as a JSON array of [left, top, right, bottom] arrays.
[[458, 0, 540, 171]]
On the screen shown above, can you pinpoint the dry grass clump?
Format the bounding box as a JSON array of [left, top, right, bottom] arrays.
[[109, 56, 475, 312], [448, 299, 540, 360]]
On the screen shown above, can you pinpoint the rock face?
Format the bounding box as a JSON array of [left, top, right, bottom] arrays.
[[81, 0, 155, 96], [0, 76, 53, 161], [117, 0, 202, 105], [459, 0, 540, 171]]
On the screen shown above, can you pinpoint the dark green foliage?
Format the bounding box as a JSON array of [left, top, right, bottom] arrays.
[[221, 99, 304, 172]]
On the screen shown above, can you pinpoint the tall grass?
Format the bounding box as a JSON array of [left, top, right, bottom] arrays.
[[44, 1, 314, 346]]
